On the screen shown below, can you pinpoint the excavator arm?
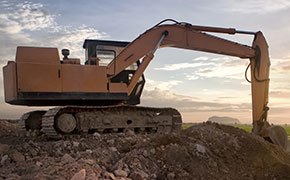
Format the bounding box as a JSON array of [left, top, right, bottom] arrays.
[[106, 19, 287, 149]]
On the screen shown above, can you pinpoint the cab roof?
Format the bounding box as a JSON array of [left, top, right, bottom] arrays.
[[83, 39, 130, 49]]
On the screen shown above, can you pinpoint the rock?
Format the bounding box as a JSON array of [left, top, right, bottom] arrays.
[[107, 139, 115, 146], [86, 149, 93, 154], [167, 172, 175, 180], [195, 144, 206, 154], [142, 150, 149, 157], [32, 173, 50, 180], [209, 160, 218, 168], [114, 169, 128, 177], [109, 147, 118, 152], [61, 153, 75, 164], [72, 141, 80, 147], [30, 130, 38, 137], [10, 151, 25, 162], [36, 161, 43, 167], [125, 130, 135, 136], [0, 143, 10, 155], [63, 140, 71, 147], [228, 137, 241, 150], [93, 132, 101, 137], [150, 148, 156, 154], [82, 158, 95, 165], [1, 155, 9, 165], [5, 173, 20, 180], [123, 164, 130, 176], [86, 172, 97, 180], [104, 172, 116, 180], [130, 170, 149, 180], [29, 148, 39, 157], [70, 169, 86, 180]]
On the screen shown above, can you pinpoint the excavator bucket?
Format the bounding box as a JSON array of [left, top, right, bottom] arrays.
[[266, 125, 288, 150], [253, 121, 288, 150]]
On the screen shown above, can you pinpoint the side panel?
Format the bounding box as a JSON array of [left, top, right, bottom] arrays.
[[61, 65, 108, 92], [16, 46, 60, 64], [3, 62, 17, 102], [109, 83, 128, 93], [17, 63, 62, 92]]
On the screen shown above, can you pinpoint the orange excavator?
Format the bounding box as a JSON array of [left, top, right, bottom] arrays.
[[2, 19, 288, 149]]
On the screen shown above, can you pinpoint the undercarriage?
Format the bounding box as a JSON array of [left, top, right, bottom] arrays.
[[20, 105, 182, 138]]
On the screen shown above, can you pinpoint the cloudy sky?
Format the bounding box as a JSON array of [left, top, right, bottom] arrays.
[[0, 0, 289, 124]]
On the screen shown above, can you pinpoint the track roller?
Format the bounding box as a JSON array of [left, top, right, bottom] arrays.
[[55, 113, 77, 134]]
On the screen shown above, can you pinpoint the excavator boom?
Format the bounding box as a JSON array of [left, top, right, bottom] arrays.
[[107, 23, 256, 77]]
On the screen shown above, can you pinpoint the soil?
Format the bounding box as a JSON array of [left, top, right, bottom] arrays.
[[0, 120, 290, 180]]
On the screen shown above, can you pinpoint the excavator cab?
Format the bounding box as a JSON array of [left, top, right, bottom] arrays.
[[83, 39, 146, 105]]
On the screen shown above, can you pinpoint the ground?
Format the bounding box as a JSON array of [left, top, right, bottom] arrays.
[[0, 120, 290, 180]]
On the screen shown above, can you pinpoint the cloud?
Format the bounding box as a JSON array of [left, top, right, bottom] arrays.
[[219, 0, 290, 14], [141, 88, 290, 123], [270, 91, 290, 99], [282, 65, 290, 71], [145, 79, 183, 91], [194, 57, 209, 61], [0, 0, 107, 60], [195, 57, 249, 80], [141, 88, 251, 113], [267, 57, 290, 92], [14, 2, 56, 31], [47, 26, 107, 58], [185, 74, 200, 81], [154, 62, 213, 71], [154, 56, 218, 71], [271, 57, 290, 72], [0, 1, 55, 34], [155, 56, 249, 81], [196, 66, 244, 80]]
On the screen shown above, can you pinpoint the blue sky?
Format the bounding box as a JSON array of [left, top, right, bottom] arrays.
[[0, 0, 290, 123]]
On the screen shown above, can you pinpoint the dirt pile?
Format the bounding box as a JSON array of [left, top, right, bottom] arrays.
[[0, 120, 290, 179], [0, 120, 20, 136]]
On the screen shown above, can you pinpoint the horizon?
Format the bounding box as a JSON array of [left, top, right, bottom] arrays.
[[0, 0, 289, 124]]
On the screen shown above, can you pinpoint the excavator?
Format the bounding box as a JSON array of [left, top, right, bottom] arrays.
[[2, 19, 288, 149]]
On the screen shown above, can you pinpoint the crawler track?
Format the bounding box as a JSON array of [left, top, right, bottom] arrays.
[[21, 105, 182, 138]]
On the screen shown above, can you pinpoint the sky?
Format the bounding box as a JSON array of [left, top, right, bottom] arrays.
[[0, 0, 290, 124]]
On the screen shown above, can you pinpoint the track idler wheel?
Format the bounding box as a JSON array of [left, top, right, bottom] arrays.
[[20, 110, 46, 136], [55, 113, 77, 134]]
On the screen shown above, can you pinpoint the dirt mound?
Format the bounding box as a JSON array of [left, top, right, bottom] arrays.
[[0, 120, 20, 136], [0, 121, 290, 179]]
